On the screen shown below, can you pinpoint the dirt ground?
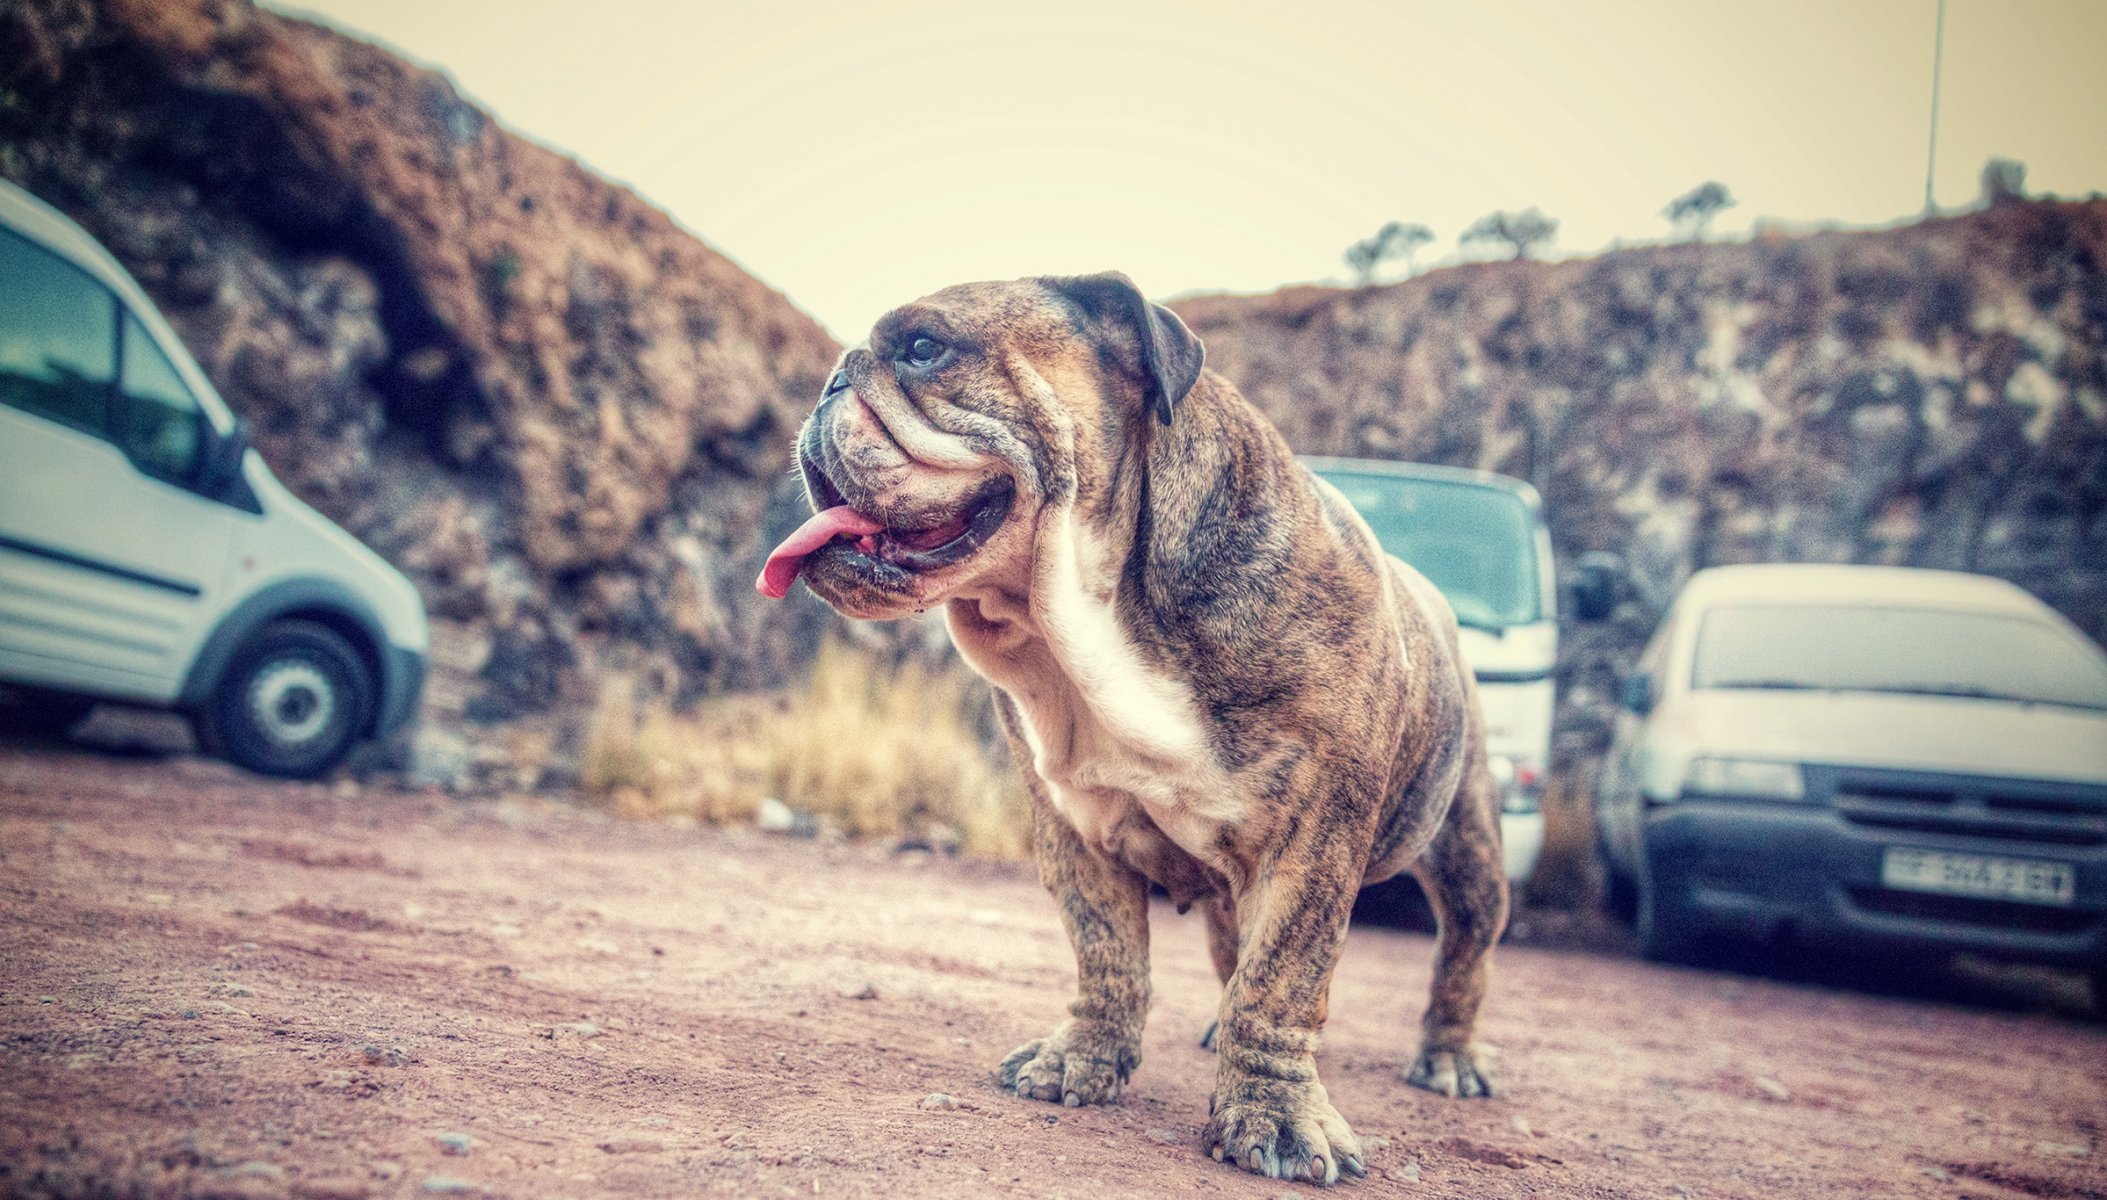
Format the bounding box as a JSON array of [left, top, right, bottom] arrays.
[[2, 738, 2103, 1200]]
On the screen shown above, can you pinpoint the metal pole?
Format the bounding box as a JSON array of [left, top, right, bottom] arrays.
[[1925, 0, 1946, 213]]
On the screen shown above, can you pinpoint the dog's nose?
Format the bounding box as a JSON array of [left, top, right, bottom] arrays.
[[824, 370, 852, 398]]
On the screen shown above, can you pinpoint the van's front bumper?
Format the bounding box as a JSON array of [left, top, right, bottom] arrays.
[[1644, 792, 2107, 968], [376, 644, 426, 736]]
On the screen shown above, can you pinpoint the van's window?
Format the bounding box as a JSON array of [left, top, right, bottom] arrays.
[[1693, 604, 2107, 712], [0, 228, 116, 434], [1318, 471, 1542, 629], [118, 312, 206, 482]]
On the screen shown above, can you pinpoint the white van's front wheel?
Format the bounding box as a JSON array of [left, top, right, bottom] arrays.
[[196, 619, 373, 778]]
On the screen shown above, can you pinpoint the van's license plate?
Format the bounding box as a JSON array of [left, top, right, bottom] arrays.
[[1881, 848, 2075, 907]]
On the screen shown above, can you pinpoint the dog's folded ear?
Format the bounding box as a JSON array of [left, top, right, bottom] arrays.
[[1044, 272, 1205, 426]]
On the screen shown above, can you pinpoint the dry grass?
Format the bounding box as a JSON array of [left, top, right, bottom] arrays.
[[1522, 763, 1602, 910], [580, 641, 1615, 899], [580, 640, 1031, 859]]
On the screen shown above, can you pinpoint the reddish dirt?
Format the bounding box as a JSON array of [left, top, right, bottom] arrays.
[[2, 742, 2103, 1200]]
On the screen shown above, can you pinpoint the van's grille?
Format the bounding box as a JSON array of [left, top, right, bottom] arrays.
[[1829, 772, 2107, 848]]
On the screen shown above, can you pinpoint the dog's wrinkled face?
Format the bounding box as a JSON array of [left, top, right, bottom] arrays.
[[759, 273, 1203, 619]]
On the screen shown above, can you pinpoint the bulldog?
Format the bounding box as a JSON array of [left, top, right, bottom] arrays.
[[757, 273, 1508, 1186]]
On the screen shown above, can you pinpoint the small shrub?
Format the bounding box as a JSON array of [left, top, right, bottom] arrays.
[[579, 641, 1030, 858], [1460, 208, 1558, 261], [578, 676, 653, 795], [1980, 158, 2027, 207], [1523, 768, 1600, 910], [1663, 181, 1736, 241]]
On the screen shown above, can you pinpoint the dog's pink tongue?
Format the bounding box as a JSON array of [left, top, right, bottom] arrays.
[[756, 506, 884, 599]]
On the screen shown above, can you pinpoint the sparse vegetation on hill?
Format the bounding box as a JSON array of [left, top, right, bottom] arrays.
[[1344, 220, 1434, 286], [1664, 181, 1736, 241], [1460, 207, 1559, 260]]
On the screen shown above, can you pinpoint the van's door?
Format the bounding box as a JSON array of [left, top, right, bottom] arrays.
[[0, 229, 239, 702]]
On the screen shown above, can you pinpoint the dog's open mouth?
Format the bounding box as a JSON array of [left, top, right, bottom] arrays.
[[755, 477, 1014, 599]]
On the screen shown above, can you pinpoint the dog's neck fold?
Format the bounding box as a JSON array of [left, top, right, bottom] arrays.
[[944, 359, 1219, 781]]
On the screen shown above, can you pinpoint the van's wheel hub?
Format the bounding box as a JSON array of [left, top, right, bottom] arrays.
[[247, 661, 336, 748], [195, 619, 373, 779]]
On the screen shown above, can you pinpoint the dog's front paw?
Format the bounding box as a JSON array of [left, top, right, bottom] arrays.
[[1405, 1045, 1495, 1098], [1202, 1081, 1365, 1186], [997, 1018, 1139, 1106]]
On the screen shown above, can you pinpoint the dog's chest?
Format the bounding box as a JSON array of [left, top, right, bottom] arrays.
[[948, 582, 1241, 873], [1024, 700, 1231, 872]]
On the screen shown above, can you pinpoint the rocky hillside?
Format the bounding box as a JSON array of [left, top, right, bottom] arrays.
[[1, 0, 847, 783], [5, 0, 2102, 795], [1172, 203, 2107, 764]]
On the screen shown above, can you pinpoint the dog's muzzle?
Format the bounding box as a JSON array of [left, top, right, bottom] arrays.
[[755, 392, 1015, 600]]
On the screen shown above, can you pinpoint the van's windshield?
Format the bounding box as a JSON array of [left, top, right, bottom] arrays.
[[1315, 469, 1543, 630], [1693, 604, 2107, 711]]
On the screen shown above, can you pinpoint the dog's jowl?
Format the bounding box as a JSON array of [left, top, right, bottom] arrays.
[[758, 273, 1509, 1186]]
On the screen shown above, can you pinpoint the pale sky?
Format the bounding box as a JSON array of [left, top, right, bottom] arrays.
[[275, 0, 2107, 341]]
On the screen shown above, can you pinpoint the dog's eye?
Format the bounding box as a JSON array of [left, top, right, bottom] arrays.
[[901, 335, 946, 367]]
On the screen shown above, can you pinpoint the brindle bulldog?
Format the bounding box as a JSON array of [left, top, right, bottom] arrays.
[[756, 273, 1508, 1186]]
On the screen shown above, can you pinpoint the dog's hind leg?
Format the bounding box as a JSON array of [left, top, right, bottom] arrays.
[[1198, 894, 1238, 1049], [1404, 760, 1509, 1098], [998, 781, 1153, 1107]]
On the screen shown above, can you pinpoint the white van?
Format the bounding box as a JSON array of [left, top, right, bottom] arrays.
[[1305, 456, 1614, 881], [0, 179, 427, 777], [1594, 564, 2107, 982]]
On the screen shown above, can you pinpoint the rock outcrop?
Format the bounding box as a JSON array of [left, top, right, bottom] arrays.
[[1172, 204, 2107, 763], [2, 0, 845, 781]]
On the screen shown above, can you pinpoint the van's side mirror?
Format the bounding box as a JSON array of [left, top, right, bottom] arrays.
[[1568, 551, 1623, 622], [201, 418, 252, 499], [1618, 671, 1655, 716]]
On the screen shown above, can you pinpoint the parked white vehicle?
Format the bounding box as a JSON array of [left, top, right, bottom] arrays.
[[0, 178, 427, 777], [1305, 457, 1614, 882], [1595, 563, 2107, 990]]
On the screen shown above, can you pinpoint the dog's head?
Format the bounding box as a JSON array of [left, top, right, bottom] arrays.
[[758, 272, 1205, 619]]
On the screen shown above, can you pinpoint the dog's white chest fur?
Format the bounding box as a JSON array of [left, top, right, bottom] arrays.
[[949, 513, 1239, 867]]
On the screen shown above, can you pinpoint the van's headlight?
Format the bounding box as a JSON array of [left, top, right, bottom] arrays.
[[1489, 754, 1545, 815], [1681, 757, 1806, 802]]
